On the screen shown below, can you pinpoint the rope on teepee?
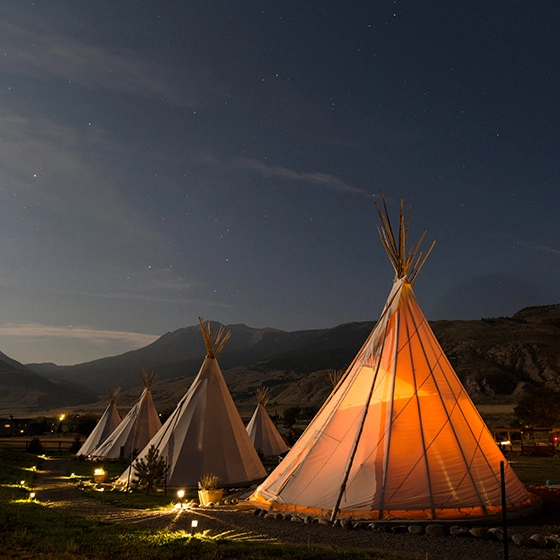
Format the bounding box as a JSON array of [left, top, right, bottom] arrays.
[[198, 317, 232, 359]]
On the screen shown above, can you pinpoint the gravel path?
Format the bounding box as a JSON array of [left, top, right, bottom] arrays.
[[34, 458, 560, 560]]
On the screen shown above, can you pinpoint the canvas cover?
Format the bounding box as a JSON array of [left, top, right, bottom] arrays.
[[77, 399, 122, 457], [250, 277, 537, 521], [117, 355, 266, 488], [246, 402, 289, 457], [91, 386, 161, 460]]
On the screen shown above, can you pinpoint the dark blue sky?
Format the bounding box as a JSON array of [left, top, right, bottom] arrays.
[[0, 1, 558, 364]]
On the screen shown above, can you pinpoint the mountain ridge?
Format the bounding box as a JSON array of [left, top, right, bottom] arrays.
[[2, 303, 559, 416]]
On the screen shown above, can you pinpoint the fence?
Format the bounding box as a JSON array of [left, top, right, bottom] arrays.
[[0, 436, 78, 452]]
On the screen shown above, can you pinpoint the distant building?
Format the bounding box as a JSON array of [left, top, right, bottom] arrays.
[[0, 417, 32, 436]]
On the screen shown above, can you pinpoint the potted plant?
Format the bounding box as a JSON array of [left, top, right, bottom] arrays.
[[198, 473, 223, 505]]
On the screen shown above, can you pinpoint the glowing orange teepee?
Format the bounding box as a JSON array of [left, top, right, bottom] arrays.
[[250, 197, 539, 522]]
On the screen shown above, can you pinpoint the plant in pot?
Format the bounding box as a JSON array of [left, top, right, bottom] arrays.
[[198, 473, 223, 506]]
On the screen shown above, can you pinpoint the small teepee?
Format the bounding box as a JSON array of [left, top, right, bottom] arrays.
[[76, 388, 122, 457], [117, 318, 266, 488], [91, 369, 161, 460], [250, 196, 539, 522], [246, 387, 289, 457]]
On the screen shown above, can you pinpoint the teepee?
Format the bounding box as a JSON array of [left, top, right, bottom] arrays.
[[250, 197, 538, 522], [246, 387, 289, 457], [77, 388, 122, 457], [91, 369, 161, 460], [117, 319, 266, 488]]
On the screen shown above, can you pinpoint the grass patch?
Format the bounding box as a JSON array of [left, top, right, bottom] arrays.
[[509, 455, 560, 486], [0, 500, 398, 560], [0, 449, 402, 560], [69, 457, 195, 509], [6, 448, 556, 559], [0, 447, 42, 490], [66, 458, 128, 480], [82, 487, 176, 510]]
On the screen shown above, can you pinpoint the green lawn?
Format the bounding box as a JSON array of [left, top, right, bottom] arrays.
[[507, 455, 560, 486], [3, 447, 558, 559], [0, 449, 403, 560]]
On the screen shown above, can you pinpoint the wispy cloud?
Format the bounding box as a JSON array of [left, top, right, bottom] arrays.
[[0, 323, 159, 347], [199, 154, 373, 198], [0, 8, 194, 108], [519, 240, 560, 257], [135, 268, 193, 292], [54, 288, 232, 308], [24, 266, 232, 308]]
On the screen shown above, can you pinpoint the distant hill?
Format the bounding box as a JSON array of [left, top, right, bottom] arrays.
[[41, 322, 327, 395], [0, 352, 95, 416], [431, 304, 560, 397], [7, 303, 560, 417]]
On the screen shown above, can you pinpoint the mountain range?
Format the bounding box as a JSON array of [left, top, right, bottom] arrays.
[[1, 303, 560, 418]]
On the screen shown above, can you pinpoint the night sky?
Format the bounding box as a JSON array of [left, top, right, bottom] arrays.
[[0, 2, 558, 365]]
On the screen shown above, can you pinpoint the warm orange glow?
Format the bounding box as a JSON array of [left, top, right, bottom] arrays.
[[250, 280, 537, 521]]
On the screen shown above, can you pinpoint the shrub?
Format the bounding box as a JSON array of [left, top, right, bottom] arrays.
[[514, 385, 560, 427], [132, 445, 168, 494], [26, 437, 43, 454], [282, 406, 301, 429], [69, 435, 82, 454]]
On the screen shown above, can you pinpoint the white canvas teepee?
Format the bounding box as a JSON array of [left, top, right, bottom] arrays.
[[91, 369, 161, 460], [250, 197, 539, 522], [77, 388, 122, 457], [246, 387, 289, 457], [117, 319, 266, 488]]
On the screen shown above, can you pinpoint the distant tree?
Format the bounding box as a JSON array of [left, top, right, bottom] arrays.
[[65, 414, 98, 435], [69, 435, 82, 454], [27, 417, 48, 436], [284, 428, 302, 446], [514, 386, 560, 427], [301, 406, 319, 420], [157, 407, 175, 425], [27, 437, 43, 454], [132, 445, 168, 494], [282, 406, 302, 429]]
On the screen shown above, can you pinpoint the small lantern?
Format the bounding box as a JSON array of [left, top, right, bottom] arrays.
[[177, 489, 185, 508]]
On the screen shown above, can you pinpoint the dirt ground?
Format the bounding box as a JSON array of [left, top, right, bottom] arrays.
[[33, 458, 560, 560]]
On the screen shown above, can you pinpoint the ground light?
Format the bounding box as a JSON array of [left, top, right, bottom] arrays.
[[177, 489, 185, 508], [29, 492, 36, 500], [190, 519, 198, 534]]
